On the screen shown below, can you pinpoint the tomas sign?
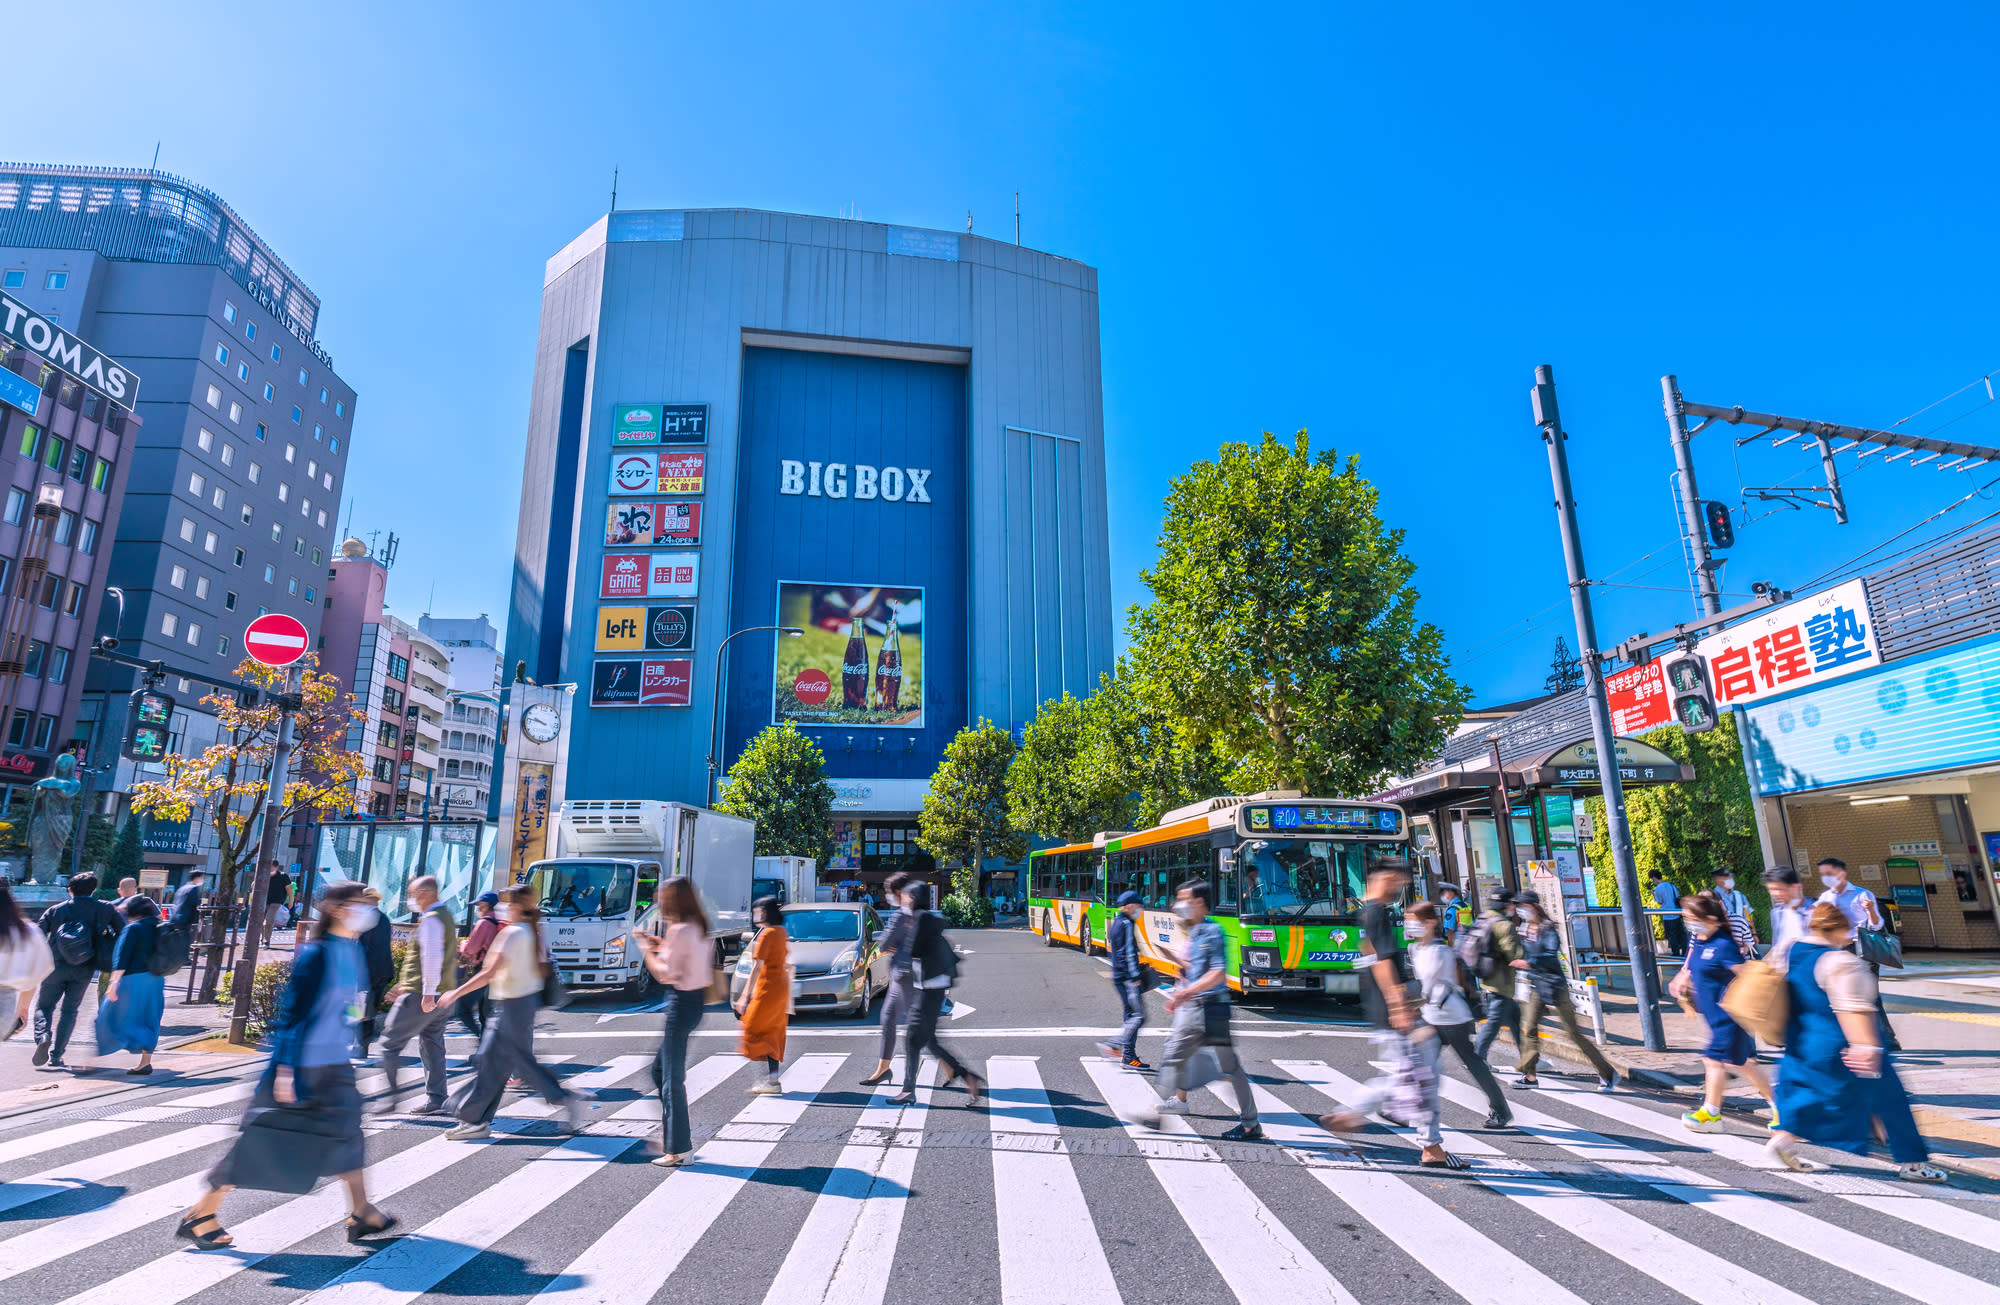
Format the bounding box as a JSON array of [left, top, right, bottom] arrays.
[[0, 292, 141, 404]]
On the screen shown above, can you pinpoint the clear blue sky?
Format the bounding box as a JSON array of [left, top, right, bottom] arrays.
[[20, 3, 2000, 704]]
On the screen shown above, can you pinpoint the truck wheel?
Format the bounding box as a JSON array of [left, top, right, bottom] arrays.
[[629, 968, 660, 1002]]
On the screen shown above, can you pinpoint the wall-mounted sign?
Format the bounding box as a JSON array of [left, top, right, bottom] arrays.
[[510, 762, 554, 881], [1697, 579, 1879, 709], [596, 603, 696, 653], [591, 658, 694, 707], [609, 451, 657, 495], [657, 404, 708, 443], [0, 290, 142, 403], [596, 606, 647, 651], [601, 553, 648, 598], [658, 450, 705, 495], [0, 368, 43, 418], [1531, 738, 1686, 786], [139, 815, 191, 854], [779, 460, 931, 503], [606, 501, 654, 547], [773, 582, 923, 728], [0, 750, 52, 780], [654, 501, 700, 546], [613, 404, 662, 444], [1606, 660, 1671, 735], [1888, 840, 1942, 858], [648, 553, 699, 597]]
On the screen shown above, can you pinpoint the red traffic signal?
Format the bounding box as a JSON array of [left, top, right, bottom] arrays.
[[1704, 501, 1735, 550]]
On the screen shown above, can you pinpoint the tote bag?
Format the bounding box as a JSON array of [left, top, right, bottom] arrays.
[[1719, 957, 1789, 1045]]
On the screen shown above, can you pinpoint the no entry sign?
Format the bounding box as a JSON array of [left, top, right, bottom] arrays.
[[243, 613, 310, 667]]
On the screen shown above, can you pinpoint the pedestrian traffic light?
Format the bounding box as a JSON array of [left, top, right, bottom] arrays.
[[1704, 500, 1735, 550], [1660, 651, 1718, 734], [120, 688, 175, 763]]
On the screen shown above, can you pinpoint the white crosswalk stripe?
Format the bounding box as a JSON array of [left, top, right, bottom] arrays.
[[0, 1042, 1993, 1305]]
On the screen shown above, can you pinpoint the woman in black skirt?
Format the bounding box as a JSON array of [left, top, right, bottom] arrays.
[[177, 881, 398, 1249]]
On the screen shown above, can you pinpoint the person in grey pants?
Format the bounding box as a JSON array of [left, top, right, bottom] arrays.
[[862, 872, 915, 1087], [374, 876, 458, 1115], [1130, 880, 1260, 1142]]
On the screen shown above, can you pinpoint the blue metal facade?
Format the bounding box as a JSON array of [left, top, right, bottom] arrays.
[[503, 209, 1112, 811]]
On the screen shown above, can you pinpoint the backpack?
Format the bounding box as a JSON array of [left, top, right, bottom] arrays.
[[151, 922, 190, 977], [1456, 914, 1500, 980], [52, 914, 97, 968]]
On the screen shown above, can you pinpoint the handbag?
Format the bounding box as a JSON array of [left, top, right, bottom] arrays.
[[1855, 928, 1904, 971], [1719, 957, 1789, 1045], [227, 1099, 353, 1194], [1200, 999, 1233, 1046]]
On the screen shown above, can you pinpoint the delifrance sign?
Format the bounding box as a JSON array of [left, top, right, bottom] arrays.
[[591, 657, 694, 707], [0, 292, 141, 404], [1695, 579, 1879, 709], [779, 460, 930, 503]]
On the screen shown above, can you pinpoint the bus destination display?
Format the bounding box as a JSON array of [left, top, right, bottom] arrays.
[[1240, 803, 1402, 836]]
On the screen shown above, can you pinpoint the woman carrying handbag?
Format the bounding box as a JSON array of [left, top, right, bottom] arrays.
[[889, 882, 982, 1106], [179, 882, 396, 1250]]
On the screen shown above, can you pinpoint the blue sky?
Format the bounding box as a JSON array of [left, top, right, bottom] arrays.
[[19, 3, 2000, 703]]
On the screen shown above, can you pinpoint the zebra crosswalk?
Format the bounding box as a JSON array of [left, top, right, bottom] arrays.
[[0, 1042, 1993, 1305]]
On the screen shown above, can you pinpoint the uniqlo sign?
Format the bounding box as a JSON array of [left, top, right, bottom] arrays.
[[1694, 578, 1880, 709], [648, 553, 699, 597], [1606, 660, 1672, 735]]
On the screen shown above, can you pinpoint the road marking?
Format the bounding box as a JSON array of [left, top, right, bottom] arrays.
[[1531, 1078, 1793, 1170], [0, 1124, 232, 1216], [985, 1057, 1120, 1305], [547, 1026, 1371, 1040], [1282, 1061, 1820, 1305], [536, 1054, 846, 1304], [0, 1169, 208, 1282], [604, 1052, 742, 1123], [949, 1002, 976, 1021], [301, 1134, 636, 1305], [1081, 1059, 1356, 1305], [0, 1121, 129, 1168], [503, 1055, 652, 1119], [761, 1059, 937, 1305]]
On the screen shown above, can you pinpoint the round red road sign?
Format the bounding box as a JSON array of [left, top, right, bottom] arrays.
[[243, 613, 311, 667], [792, 668, 831, 706]]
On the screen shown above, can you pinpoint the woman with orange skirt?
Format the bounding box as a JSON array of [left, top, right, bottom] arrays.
[[736, 898, 789, 1094]]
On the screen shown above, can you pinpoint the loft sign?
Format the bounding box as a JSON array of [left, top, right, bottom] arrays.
[[0, 291, 141, 403], [779, 460, 931, 503], [239, 278, 335, 369]]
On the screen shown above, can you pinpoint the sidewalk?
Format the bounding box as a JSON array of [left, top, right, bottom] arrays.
[[1528, 950, 2000, 1179], [0, 925, 303, 1121]]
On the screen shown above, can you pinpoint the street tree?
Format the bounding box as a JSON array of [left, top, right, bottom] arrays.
[[920, 720, 1027, 908], [105, 814, 144, 888], [127, 654, 363, 1001], [716, 723, 836, 867], [1006, 692, 1134, 843], [1090, 660, 1234, 827], [1127, 430, 1467, 796]]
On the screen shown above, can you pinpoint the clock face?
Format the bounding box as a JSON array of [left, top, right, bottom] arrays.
[[521, 704, 562, 744]]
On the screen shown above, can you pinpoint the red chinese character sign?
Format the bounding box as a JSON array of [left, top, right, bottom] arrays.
[[243, 613, 311, 667], [1606, 660, 1671, 735], [1694, 579, 1879, 709]]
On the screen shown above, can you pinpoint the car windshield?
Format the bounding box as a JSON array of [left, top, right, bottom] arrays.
[[784, 909, 861, 941], [1236, 840, 1403, 921], [531, 861, 635, 919]]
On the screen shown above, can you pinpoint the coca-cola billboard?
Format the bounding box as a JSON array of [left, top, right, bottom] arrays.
[[773, 581, 923, 729]]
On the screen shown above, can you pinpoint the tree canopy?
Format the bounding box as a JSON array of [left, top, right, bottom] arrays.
[[1005, 692, 1134, 844], [920, 720, 1026, 899], [716, 724, 836, 867]]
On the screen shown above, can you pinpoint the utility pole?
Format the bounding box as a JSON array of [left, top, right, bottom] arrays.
[[1488, 738, 1521, 894], [1663, 375, 1784, 876], [227, 677, 299, 1045], [1534, 365, 1666, 1049]]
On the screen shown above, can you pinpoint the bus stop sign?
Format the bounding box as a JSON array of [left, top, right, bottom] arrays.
[[243, 613, 310, 667]]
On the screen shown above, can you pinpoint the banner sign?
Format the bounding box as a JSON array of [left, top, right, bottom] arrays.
[[1696, 579, 1879, 709], [612, 404, 662, 444], [511, 762, 554, 881], [1606, 660, 1671, 735], [0, 291, 141, 403], [773, 581, 923, 728], [603, 501, 701, 548], [601, 553, 648, 598], [596, 603, 696, 653], [0, 368, 42, 418], [608, 451, 657, 495], [591, 657, 694, 707], [658, 450, 705, 495], [648, 553, 699, 597]]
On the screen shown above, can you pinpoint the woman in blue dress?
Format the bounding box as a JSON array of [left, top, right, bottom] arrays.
[[1667, 893, 1772, 1131], [94, 895, 165, 1075], [1766, 902, 1947, 1182]]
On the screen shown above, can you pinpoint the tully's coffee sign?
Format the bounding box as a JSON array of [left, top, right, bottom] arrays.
[[779, 460, 931, 502], [0, 292, 141, 404]]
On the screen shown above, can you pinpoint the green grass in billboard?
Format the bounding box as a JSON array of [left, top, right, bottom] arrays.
[[774, 582, 923, 728]]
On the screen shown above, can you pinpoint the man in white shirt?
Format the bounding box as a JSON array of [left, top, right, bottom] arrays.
[[1815, 857, 1900, 1051], [375, 876, 459, 1115], [1762, 865, 1813, 952]]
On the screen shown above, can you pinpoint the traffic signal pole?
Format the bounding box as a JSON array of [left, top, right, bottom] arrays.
[[1534, 366, 1667, 1050], [227, 676, 299, 1046]]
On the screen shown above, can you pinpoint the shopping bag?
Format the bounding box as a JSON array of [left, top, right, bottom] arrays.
[[1719, 958, 1789, 1045], [1856, 928, 1904, 971], [225, 1102, 352, 1194]]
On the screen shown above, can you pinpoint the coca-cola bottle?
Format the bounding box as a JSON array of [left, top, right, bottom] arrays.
[[874, 619, 903, 711], [842, 618, 870, 709]]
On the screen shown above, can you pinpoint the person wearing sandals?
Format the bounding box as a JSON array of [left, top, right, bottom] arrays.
[[93, 894, 166, 1076], [1766, 903, 1947, 1183], [179, 882, 397, 1250], [735, 897, 790, 1094], [888, 882, 983, 1107], [633, 876, 712, 1165]]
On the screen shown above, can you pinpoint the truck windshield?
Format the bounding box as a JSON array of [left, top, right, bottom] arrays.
[[533, 861, 635, 919], [752, 878, 785, 903], [1237, 840, 1404, 922], [783, 909, 860, 941]]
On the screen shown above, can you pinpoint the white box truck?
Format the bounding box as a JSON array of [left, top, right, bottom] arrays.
[[752, 856, 818, 906], [521, 799, 755, 995]]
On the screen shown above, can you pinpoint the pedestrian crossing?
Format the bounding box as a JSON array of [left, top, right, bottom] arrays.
[[0, 1043, 1994, 1305]]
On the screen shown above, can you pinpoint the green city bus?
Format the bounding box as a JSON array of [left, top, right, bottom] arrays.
[[1026, 792, 1411, 997]]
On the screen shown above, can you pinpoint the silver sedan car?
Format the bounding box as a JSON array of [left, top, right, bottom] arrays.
[[730, 903, 888, 1017]]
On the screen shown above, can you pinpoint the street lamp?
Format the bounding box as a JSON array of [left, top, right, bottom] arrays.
[[707, 625, 805, 807]]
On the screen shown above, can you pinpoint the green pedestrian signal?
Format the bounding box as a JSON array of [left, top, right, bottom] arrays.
[[121, 689, 176, 763]]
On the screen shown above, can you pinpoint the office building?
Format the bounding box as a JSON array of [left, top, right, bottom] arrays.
[[419, 613, 502, 816]]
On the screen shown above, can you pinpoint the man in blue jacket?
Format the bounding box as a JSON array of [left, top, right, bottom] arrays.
[[1096, 890, 1150, 1071], [33, 873, 123, 1070]]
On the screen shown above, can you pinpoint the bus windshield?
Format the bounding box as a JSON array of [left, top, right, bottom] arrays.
[[1236, 840, 1404, 922], [532, 861, 635, 919]]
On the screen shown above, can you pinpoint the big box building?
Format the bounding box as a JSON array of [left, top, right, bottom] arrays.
[[504, 209, 1112, 890]]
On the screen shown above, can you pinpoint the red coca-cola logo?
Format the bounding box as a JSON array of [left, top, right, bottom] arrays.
[[793, 669, 831, 706]]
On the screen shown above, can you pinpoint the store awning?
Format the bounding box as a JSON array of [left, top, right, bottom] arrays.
[[1371, 735, 1693, 814]]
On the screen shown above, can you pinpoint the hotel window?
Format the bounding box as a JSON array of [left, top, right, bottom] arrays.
[[188, 472, 205, 497], [220, 443, 235, 467], [285, 443, 296, 463], [263, 563, 275, 582], [240, 504, 253, 524], [5, 713, 24, 746], [211, 486, 226, 510], [161, 611, 179, 638], [44, 272, 67, 290], [223, 300, 237, 323], [37, 574, 59, 609], [316, 508, 328, 527], [170, 564, 188, 589], [91, 456, 112, 491], [263, 383, 274, 401], [300, 498, 311, 518], [237, 362, 249, 382], [42, 436, 65, 472], [270, 523, 281, 543], [77, 520, 96, 554], [217, 634, 230, 656], [48, 648, 68, 685], [270, 342, 282, 363], [245, 321, 256, 340], [290, 405, 302, 424], [204, 530, 217, 553], [311, 546, 323, 564], [53, 510, 74, 545], [23, 642, 45, 678], [248, 461, 262, 484], [278, 482, 290, 503], [195, 575, 210, 600], [293, 535, 305, 554], [323, 471, 334, 493], [287, 577, 299, 595], [206, 385, 222, 409], [307, 460, 318, 478], [318, 387, 328, 404], [233, 547, 245, 567], [224, 590, 237, 611], [3, 270, 24, 289], [229, 401, 242, 424], [32, 714, 53, 750], [185, 621, 200, 646], [198, 427, 214, 452], [179, 517, 196, 542], [214, 343, 229, 366], [304, 585, 316, 603], [17, 423, 42, 460], [335, 401, 345, 418], [329, 437, 340, 454], [63, 582, 83, 617], [255, 422, 267, 442], [3, 489, 22, 525], [68, 446, 88, 482], [296, 368, 308, 386], [313, 424, 323, 441]]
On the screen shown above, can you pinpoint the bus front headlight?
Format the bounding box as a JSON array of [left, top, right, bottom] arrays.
[[1245, 948, 1278, 971]]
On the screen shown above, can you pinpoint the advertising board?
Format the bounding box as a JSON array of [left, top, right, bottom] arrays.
[[654, 501, 701, 546], [608, 451, 657, 495], [605, 502, 655, 547], [612, 404, 662, 444], [595, 604, 696, 652], [658, 450, 706, 495], [648, 554, 699, 598], [592, 658, 694, 707], [1696, 578, 1879, 709], [600, 554, 648, 598], [1606, 660, 1671, 735], [773, 582, 923, 728], [656, 404, 708, 443], [511, 763, 554, 880]]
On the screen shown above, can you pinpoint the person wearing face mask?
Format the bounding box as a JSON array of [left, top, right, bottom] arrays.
[[1130, 880, 1259, 1139], [1815, 857, 1900, 1052], [180, 882, 398, 1250], [1095, 891, 1150, 1070], [1709, 869, 1758, 956], [1668, 895, 1775, 1132]]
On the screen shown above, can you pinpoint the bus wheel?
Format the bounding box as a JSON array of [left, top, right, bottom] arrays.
[[1078, 920, 1092, 955], [1043, 918, 1055, 947]]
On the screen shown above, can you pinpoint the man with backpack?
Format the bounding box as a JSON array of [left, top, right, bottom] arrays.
[[32, 873, 123, 1069], [1468, 889, 1529, 1065]]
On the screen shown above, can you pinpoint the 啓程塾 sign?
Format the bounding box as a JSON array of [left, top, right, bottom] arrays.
[[1695, 579, 1878, 709]]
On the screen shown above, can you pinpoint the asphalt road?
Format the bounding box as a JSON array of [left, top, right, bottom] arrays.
[[0, 924, 1996, 1305]]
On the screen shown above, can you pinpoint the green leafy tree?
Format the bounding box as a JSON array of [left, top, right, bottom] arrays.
[[920, 720, 1028, 901], [1582, 714, 1768, 934], [1006, 692, 1134, 843], [716, 724, 836, 867], [1091, 661, 1234, 827], [105, 814, 145, 885], [1127, 430, 1467, 796]]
